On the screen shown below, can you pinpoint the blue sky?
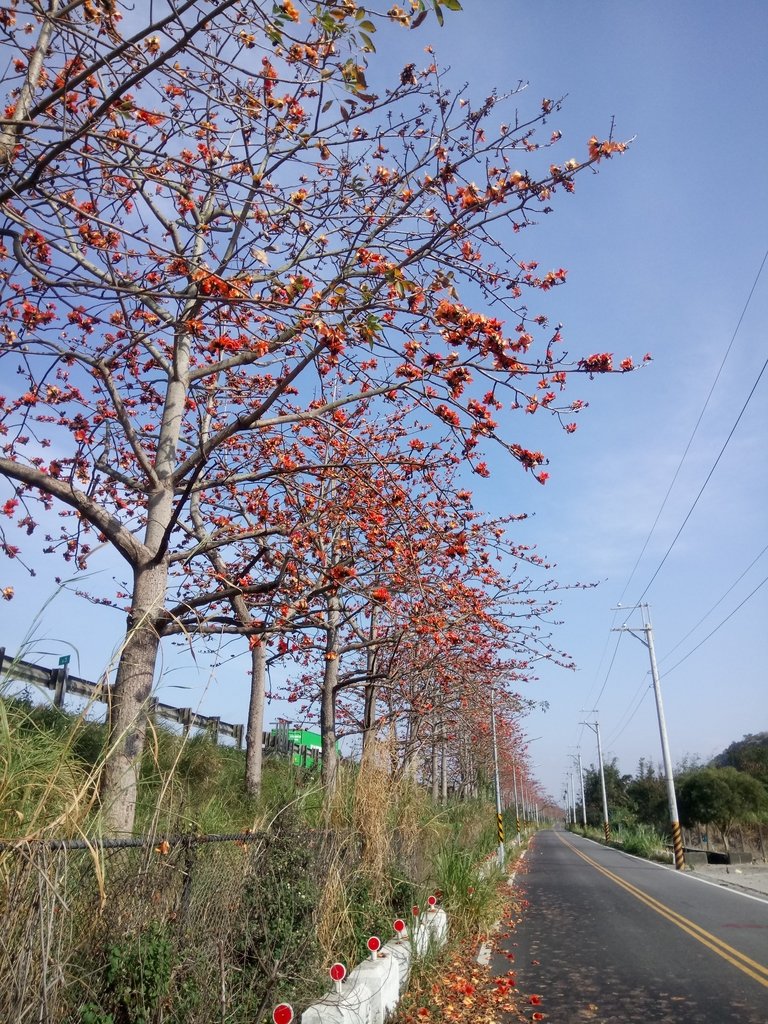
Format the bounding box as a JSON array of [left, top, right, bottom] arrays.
[[431, 0, 768, 801], [2, 2, 766, 807]]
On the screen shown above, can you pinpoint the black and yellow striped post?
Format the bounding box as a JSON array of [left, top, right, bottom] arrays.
[[671, 820, 685, 871], [490, 685, 505, 867], [603, 819, 611, 843]]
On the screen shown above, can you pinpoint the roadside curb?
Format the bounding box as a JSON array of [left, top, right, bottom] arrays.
[[476, 847, 527, 966], [567, 831, 768, 904]]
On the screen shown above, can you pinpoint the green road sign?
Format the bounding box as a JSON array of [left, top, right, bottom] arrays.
[[58, 655, 71, 666]]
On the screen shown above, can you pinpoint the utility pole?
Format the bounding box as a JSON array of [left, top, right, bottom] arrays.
[[582, 720, 610, 842], [577, 757, 589, 827], [490, 686, 505, 868], [613, 604, 685, 870], [512, 759, 521, 842]]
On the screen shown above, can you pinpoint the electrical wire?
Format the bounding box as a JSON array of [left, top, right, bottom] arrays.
[[577, 618, 625, 745], [618, 247, 768, 605], [659, 542, 768, 663], [603, 551, 767, 753], [572, 249, 767, 769], [661, 571, 768, 678], [579, 627, 616, 719], [592, 631, 623, 709], [604, 671, 648, 744], [609, 682, 652, 745], [635, 352, 768, 604]]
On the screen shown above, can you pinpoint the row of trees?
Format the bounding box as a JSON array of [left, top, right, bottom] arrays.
[[579, 743, 768, 851], [1, 1, 632, 832]]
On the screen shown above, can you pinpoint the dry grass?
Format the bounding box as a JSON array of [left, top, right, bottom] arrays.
[[315, 844, 353, 962], [353, 741, 393, 883]]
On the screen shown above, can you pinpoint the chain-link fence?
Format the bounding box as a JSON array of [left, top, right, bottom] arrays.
[[0, 824, 334, 1024]]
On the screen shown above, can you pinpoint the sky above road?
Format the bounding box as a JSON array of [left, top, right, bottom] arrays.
[[2, 1, 766, 806]]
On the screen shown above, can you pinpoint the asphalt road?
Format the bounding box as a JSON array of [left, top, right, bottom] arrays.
[[492, 829, 768, 1023]]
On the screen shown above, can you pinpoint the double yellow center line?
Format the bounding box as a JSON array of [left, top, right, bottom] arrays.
[[556, 832, 768, 989]]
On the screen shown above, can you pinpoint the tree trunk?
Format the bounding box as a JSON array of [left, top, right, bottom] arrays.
[[100, 558, 168, 834], [99, 360, 188, 834], [320, 594, 341, 797], [0, 0, 59, 165], [362, 604, 378, 754], [720, 826, 730, 855], [388, 689, 398, 777], [431, 728, 439, 803], [401, 712, 421, 781], [440, 730, 448, 805], [245, 640, 267, 795], [362, 684, 376, 749]]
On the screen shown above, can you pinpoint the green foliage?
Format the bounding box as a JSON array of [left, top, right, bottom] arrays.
[[581, 759, 633, 827], [626, 765, 668, 832], [431, 842, 501, 938], [104, 924, 173, 1024], [677, 766, 768, 842], [613, 823, 668, 860], [1, 695, 511, 1022], [76, 1005, 115, 1024], [713, 733, 768, 787], [0, 695, 94, 836], [236, 815, 325, 1015]]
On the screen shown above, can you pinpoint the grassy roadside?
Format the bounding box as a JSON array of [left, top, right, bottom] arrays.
[[567, 822, 671, 862], [0, 691, 510, 1022], [392, 838, 537, 1024]]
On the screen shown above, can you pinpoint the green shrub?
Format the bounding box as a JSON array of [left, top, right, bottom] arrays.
[[613, 822, 668, 860], [104, 924, 174, 1024], [431, 842, 501, 938]]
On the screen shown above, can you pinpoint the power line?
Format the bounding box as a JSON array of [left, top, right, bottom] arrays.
[[603, 552, 767, 752], [617, 247, 767, 605], [575, 250, 767, 770], [608, 678, 652, 746], [659, 542, 768, 663], [662, 572, 768, 678], [635, 352, 768, 604], [592, 631, 623, 709], [605, 671, 647, 743]]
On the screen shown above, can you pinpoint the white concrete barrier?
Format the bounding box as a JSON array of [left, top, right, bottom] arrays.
[[301, 978, 374, 1024], [411, 922, 430, 956], [301, 906, 451, 1024], [381, 939, 411, 993], [347, 951, 399, 1024], [426, 907, 448, 945]]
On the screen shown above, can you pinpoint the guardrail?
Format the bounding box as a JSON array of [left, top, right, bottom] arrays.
[[0, 647, 262, 753]]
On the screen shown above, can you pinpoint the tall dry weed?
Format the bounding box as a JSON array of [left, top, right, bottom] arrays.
[[353, 741, 392, 884]]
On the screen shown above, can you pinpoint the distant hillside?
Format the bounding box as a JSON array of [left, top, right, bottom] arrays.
[[712, 733, 768, 787]]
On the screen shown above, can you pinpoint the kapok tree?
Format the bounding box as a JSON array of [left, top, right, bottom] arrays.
[[236, 407, 474, 793], [349, 521, 566, 790], [152, 399, 460, 793], [0, 1, 633, 832]]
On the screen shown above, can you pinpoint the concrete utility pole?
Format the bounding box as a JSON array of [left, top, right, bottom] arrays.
[[490, 686, 505, 868], [512, 759, 521, 842], [577, 751, 587, 826], [582, 720, 610, 841], [613, 604, 685, 870]]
